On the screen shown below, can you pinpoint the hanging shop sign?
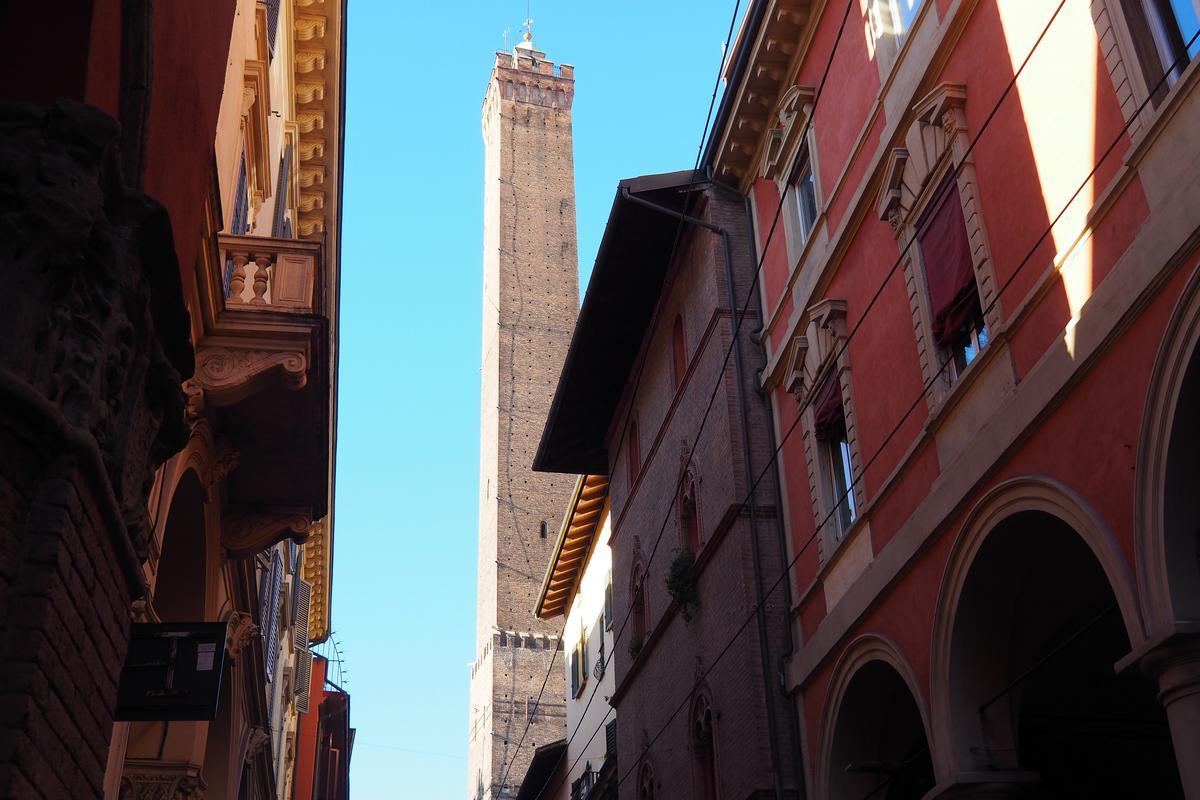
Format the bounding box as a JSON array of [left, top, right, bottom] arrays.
[[114, 623, 228, 721]]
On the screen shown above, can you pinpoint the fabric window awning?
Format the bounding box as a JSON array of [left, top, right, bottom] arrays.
[[813, 370, 845, 442], [918, 179, 978, 346]]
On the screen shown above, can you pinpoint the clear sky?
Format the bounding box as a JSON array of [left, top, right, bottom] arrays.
[[335, 1, 736, 796]]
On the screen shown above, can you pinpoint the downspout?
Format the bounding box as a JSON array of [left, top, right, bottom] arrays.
[[710, 176, 807, 799], [620, 186, 787, 800]]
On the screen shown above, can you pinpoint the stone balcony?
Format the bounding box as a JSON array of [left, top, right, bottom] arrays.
[[191, 226, 336, 558], [222, 234, 323, 312]]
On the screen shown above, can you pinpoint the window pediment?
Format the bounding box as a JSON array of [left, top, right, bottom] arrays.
[[876, 82, 968, 236], [760, 84, 816, 185]]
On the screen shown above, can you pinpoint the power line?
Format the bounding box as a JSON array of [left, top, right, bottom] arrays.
[[530, 0, 868, 796], [493, 0, 747, 790], [604, 20, 1199, 796]]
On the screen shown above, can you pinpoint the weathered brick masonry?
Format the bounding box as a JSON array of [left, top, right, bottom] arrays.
[[468, 41, 580, 800], [0, 103, 191, 799]]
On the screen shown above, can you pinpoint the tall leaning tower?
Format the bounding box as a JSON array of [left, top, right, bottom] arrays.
[[468, 30, 579, 800]]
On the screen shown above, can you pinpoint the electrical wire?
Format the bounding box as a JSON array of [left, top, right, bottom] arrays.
[[493, 0, 745, 790], [602, 21, 1200, 796]]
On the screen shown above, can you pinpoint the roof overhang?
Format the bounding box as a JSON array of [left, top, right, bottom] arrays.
[[515, 739, 568, 800], [533, 170, 706, 475], [535, 475, 610, 620], [702, 0, 816, 189]]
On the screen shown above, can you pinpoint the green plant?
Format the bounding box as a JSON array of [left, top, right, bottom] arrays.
[[627, 632, 645, 660], [666, 549, 700, 622]]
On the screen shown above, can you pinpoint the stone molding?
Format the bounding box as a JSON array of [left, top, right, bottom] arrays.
[[224, 610, 259, 658]]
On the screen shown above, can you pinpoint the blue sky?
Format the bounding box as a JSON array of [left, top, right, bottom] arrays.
[[335, 1, 736, 796]]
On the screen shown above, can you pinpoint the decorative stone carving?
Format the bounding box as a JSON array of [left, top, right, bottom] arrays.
[[0, 101, 193, 558], [119, 771, 205, 800], [222, 509, 312, 558], [206, 440, 241, 487], [243, 726, 271, 763], [225, 610, 259, 657], [194, 347, 307, 405]]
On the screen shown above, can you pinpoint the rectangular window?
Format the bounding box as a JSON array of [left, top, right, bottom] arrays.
[[1143, 0, 1200, 86], [604, 573, 614, 630], [917, 177, 986, 382], [813, 372, 857, 539], [891, 0, 923, 34], [790, 147, 818, 246]]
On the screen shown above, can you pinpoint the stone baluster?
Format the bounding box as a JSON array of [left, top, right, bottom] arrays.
[[250, 253, 272, 305], [228, 253, 249, 303]]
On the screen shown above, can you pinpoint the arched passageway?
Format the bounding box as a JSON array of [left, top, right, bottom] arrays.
[[827, 660, 934, 800], [945, 511, 1180, 798]]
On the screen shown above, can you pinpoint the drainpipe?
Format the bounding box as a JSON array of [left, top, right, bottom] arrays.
[[620, 186, 787, 800], [710, 175, 808, 799]]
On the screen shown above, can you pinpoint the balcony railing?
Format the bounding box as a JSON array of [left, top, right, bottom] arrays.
[[220, 234, 322, 313]]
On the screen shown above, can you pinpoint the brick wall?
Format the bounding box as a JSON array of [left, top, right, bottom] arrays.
[[470, 47, 580, 799], [608, 187, 800, 798]]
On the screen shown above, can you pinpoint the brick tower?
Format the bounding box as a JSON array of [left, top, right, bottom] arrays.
[[468, 30, 579, 800]]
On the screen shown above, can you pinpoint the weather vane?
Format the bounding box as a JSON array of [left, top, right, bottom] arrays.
[[523, 0, 533, 43]]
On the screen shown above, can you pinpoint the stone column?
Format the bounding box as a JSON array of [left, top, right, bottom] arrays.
[[0, 101, 192, 799], [1142, 637, 1200, 799]]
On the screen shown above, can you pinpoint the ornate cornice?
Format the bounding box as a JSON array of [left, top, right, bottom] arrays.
[[301, 518, 330, 643], [291, 0, 342, 240], [222, 508, 313, 558]]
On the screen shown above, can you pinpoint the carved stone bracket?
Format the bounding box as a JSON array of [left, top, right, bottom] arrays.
[[222, 508, 313, 558], [194, 346, 307, 406], [119, 765, 205, 800], [243, 726, 271, 764], [224, 610, 259, 658]]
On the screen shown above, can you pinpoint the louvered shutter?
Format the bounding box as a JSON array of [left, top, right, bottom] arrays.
[[272, 144, 292, 237], [292, 578, 312, 651], [605, 719, 617, 758], [295, 648, 313, 713], [266, 0, 282, 57], [569, 651, 578, 697], [264, 552, 283, 682]]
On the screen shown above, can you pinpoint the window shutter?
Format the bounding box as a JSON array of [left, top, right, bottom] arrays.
[[918, 179, 977, 346], [293, 577, 312, 651], [231, 152, 250, 235], [605, 719, 618, 758], [813, 372, 846, 442], [265, 0, 282, 57], [569, 651, 579, 697], [295, 648, 313, 713], [604, 575, 614, 629], [272, 144, 292, 237], [265, 552, 284, 682]]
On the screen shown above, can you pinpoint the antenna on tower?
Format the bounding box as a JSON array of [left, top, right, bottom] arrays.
[[502, 27, 510, 51]]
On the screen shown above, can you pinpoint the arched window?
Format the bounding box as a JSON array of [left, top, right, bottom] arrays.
[[638, 762, 656, 800], [628, 420, 641, 484], [680, 480, 700, 553], [672, 314, 687, 388], [693, 694, 719, 800]]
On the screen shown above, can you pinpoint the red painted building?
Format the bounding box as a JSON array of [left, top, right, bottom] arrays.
[[704, 0, 1200, 796], [294, 656, 353, 800]]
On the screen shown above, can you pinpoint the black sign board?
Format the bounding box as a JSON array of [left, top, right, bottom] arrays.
[[115, 623, 228, 721]]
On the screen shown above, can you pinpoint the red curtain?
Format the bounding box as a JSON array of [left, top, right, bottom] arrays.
[[813, 371, 845, 442], [918, 180, 978, 346]]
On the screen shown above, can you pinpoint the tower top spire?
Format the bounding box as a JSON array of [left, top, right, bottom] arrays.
[[516, 16, 535, 51]]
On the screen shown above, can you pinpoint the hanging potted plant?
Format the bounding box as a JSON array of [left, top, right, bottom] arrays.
[[666, 549, 700, 622]]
